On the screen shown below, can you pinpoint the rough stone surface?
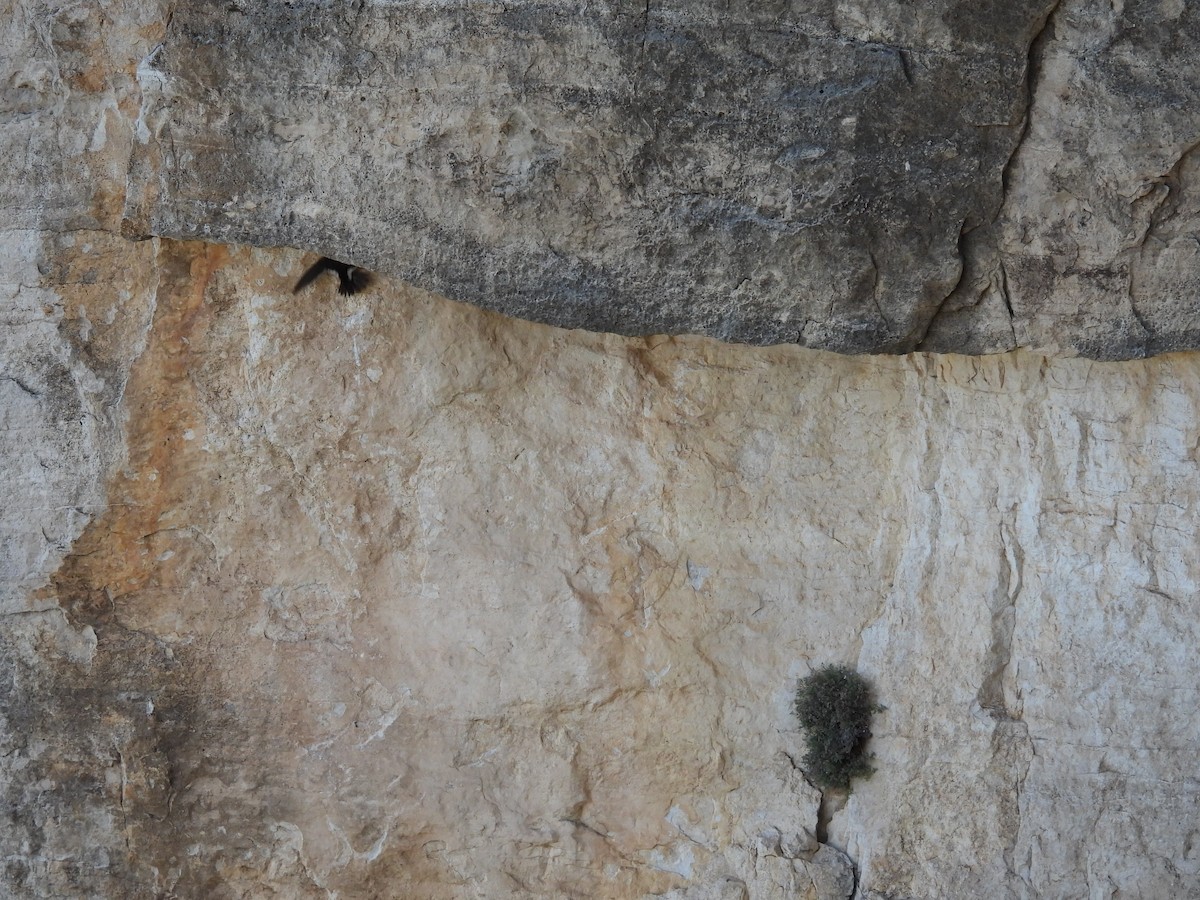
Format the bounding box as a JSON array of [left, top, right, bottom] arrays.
[[126, 0, 1057, 353], [922, 0, 1200, 358], [119, 0, 1200, 357], [1, 0, 166, 606], [6, 240, 1200, 898], [5, 0, 1200, 897]]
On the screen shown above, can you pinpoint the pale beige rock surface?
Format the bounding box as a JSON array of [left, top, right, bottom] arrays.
[[3, 0, 1200, 897], [6, 240, 1200, 898]]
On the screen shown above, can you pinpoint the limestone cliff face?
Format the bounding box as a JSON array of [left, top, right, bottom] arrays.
[[3, 1, 1200, 899], [122, 0, 1200, 357]]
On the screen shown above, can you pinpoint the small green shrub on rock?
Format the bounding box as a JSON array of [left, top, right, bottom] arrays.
[[794, 665, 880, 791]]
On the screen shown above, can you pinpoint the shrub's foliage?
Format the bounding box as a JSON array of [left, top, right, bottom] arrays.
[[794, 665, 879, 791]]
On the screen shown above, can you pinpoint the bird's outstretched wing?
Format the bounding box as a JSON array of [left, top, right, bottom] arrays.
[[293, 258, 333, 293]]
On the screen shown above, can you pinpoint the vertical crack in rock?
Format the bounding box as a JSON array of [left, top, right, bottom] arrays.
[[781, 747, 859, 898], [1010, 722, 1035, 892], [978, 519, 1021, 721], [814, 791, 837, 847], [999, 0, 1065, 205], [866, 249, 890, 334], [1124, 266, 1154, 354], [639, 0, 651, 62], [985, 0, 1062, 337], [920, 0, 1063, 352], [979, 517, 1036, 885], [998, 260, 1017, 342], [895, 48, 913, 86], [807, 785, 858, 900], [915, 362, 946, 582], [915, 218, 973, 346]]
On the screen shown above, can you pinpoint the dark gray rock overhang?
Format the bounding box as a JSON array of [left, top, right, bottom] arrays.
[[125, 0, 1200, 359]]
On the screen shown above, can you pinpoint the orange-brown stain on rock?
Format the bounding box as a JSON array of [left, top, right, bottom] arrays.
[[45, 241, 226, 626], [89, 170, 128, 231]]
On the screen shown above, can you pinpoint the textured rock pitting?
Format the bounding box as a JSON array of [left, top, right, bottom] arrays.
[[127, 0, 1059, 353]]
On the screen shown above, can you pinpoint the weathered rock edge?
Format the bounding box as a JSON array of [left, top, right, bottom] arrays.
[[121, 0, 1200, 358]]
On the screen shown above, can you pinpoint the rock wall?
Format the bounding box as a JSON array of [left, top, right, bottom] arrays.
[[7, 238, 1200, 898], [120, 0, 1200, 357], [3, 0, 1200, 898]]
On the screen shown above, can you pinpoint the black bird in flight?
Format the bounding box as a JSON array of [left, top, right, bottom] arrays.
[[293, 257, 372, 296]]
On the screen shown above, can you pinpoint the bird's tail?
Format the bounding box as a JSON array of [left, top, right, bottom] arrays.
[[340, 268, 372, 295]]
